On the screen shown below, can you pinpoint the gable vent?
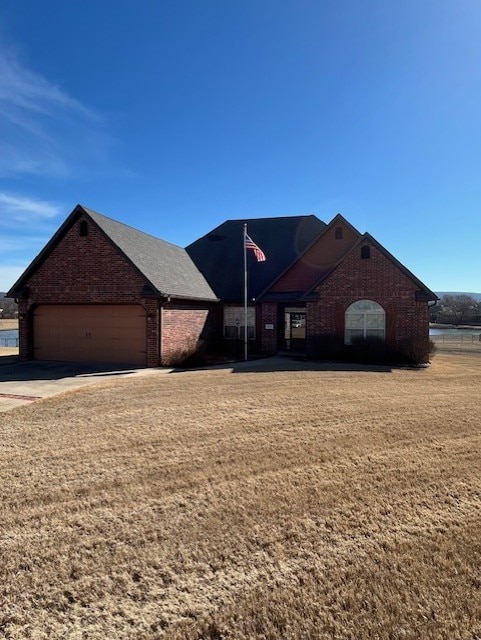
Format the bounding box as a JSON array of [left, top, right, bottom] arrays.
[[361, 245, 371, 259]]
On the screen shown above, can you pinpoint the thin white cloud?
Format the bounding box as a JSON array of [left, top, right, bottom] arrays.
[[0, 47, 95, 122], [0, 192, 60, 221], [0, 193, 62, 238], [0, 192, 60, 220], [0, 42, 113, 178], [0, 193, 57, 289]]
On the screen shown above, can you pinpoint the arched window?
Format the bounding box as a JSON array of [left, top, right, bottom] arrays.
[[79, 220, 88, 236], [345, 300, 385, 344]]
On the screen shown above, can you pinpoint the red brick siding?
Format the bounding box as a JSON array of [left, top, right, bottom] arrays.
[[161, 302, 216, 366], [307, 241, 429, 347], [17, 300, 30, 360], [260, 303, 278, 354], [144, 300, 161, 367], [27, 217, 148, 303]]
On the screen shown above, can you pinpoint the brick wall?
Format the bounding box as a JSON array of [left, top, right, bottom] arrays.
[[27, 216, 148, 304], [161, 302, 216, 366], [307, 241, 429, 349], [260, 303, 278, 354]]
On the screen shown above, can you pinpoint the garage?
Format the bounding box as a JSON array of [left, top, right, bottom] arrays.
[[33, 305, 147, 365]]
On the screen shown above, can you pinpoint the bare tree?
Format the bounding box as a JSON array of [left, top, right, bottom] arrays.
[[437, 294, 480, 325], [0, 295, 18, 319]]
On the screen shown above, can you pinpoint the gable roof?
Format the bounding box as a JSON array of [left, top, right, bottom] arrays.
[[303, 232, 438, 301], [257, 213, 361, 300], [185, 215, 326, 301], [8, 205, 218, 302]]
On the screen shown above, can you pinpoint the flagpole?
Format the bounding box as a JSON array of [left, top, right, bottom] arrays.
[[243, 223, 248, 361]]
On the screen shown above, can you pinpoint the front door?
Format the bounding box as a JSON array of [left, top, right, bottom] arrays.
[[284, 308, 306, 351]]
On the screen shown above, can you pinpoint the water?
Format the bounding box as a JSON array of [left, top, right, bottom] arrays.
[[0, 329, 18, 347], [430, 327, 481, 336]]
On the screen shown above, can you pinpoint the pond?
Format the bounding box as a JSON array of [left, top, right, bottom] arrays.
[[429, 327, 481, 336], [0, 329, 19, 347]]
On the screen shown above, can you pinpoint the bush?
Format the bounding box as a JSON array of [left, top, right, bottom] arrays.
[[307, 334, 436, 366], [349, 335, 393, 363], [307, 334, 343, 361], [396, 337, 436, 365], [165, 338, 207, 368]]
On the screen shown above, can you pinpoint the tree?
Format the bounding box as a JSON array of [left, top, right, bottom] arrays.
[[437, 294, 480, 325], [0, 295, 18, 319]]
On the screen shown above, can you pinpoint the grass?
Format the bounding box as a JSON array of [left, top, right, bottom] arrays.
[[1, 351, 480, 639], [431, 333, 481, 355]]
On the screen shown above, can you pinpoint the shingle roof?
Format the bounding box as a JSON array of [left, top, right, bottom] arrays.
[[8, 205, 218, 301], [83, 207, 217, 300], [186, 215, 326, 301]]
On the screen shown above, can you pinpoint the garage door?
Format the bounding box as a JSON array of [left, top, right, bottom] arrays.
[[34, 305, 147, 365]]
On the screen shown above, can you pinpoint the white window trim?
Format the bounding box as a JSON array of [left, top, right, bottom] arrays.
[[223, 306, 256, 340], [345, 300, 385, 345]]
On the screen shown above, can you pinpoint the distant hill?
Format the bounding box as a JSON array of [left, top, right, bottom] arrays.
[[436, 292, 481, 301]]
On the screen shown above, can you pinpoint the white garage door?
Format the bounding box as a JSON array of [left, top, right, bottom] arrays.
[[34, 305, 147, 365]]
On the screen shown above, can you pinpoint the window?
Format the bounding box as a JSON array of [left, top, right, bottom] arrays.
[[361, 245, 370, 259], [345, 299, 385, 344], [79, 220, 88, 236], [335, 227, 343, 240], [223, 307, 255, 340]]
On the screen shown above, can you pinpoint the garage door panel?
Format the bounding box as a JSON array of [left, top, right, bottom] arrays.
[[34, 305, 147, 365]]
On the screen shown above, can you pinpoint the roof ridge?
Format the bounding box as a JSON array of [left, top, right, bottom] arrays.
[[223, 214, 324, 223], [81, 205, 184, 251]]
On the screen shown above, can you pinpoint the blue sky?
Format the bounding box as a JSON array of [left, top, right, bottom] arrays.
[[1, 1, 480, 293]]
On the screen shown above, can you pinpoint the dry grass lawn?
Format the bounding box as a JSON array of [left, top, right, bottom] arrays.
[[1, 351, 480, 639]]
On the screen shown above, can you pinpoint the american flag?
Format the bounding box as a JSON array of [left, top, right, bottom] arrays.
[[245, 233, 266, 262]]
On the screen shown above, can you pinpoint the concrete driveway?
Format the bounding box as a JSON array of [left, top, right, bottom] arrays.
[[0, 360, 170, 412], [0, 353, 396, 412]]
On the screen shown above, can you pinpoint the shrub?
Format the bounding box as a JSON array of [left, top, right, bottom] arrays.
[[349, 335, 394, 363], [165, 338, 207, 368], [307, 334, 436, 366], [396, 337, 436, 365], [307, 334, 343, 361]]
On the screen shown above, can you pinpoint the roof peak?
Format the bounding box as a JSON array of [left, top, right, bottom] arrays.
[[78, 205, 183, 251]]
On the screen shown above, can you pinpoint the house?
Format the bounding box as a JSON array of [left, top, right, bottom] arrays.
[[7, 205, 218, 366], [8, 205, 437, 367], [186, 213, 438, 360]]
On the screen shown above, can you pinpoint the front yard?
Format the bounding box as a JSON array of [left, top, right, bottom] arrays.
[[1, 351, 480, 638]]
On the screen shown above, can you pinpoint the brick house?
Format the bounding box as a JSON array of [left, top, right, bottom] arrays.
[[9, 206, 437, 366], [8, 205, 218, 366], [186, 213, 438, 360]]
